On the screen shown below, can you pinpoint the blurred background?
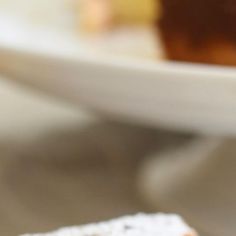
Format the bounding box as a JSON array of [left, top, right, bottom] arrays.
[[0, 78, 189, 236], [0, 1, 180, 236], [1, 1, 236, 236]]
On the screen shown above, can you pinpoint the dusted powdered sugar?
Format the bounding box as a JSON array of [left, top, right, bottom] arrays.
[[21, 213, 196, 236]]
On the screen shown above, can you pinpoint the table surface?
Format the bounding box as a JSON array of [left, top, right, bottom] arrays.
[[3, 78, 234, 236], [0, 78, 187, 236]]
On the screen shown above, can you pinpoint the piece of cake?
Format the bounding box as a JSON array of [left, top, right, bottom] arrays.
[[21, 213, 197, 236], [158, 0, 236, 65], [80, 0, 236, 66]]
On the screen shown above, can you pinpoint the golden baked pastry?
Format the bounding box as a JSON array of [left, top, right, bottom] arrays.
[[79, 0, 160, 32]]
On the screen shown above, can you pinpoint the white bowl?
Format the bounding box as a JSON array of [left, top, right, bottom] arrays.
[[1, 8, 236, 136]]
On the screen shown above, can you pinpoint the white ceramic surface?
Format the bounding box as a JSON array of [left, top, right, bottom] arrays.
[[1, 2, 236, 135]]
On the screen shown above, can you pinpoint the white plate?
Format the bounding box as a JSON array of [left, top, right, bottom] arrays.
[[1, 5, 236, 136]]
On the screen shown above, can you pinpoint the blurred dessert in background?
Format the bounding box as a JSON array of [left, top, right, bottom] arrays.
[[78, 0, 161, 58], [79, 0, 159, 32], [81, 0, 236, 66], [159, 0, 236, 65]]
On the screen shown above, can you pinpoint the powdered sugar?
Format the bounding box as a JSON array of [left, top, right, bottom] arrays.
[[21, 213, 196, 236]]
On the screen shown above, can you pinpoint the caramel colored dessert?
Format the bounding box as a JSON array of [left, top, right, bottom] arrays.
[[158, 0, 236, 65]]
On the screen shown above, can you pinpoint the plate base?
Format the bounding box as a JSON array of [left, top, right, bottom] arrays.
[[138, 137, 236, 236]]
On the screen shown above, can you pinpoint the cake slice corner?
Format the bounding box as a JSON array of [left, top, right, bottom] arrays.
[[20, 213, 198, 236]]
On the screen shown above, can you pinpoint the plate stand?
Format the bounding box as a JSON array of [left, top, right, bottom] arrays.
[[138, 137, 236, 236]]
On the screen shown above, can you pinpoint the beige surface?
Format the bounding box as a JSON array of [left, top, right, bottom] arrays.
[[0, 79, 188, 236], [3, 78, 235, 236], [139, 138, 236, 236]]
